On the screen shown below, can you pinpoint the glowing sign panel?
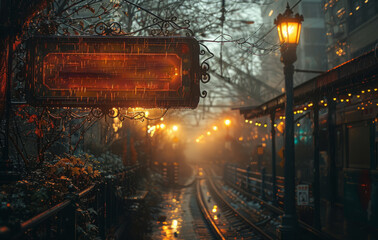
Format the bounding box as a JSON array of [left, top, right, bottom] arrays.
[[27, 37, 200, 108]]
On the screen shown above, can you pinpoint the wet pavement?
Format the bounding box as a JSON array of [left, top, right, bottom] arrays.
[[148, 165, 207, 240], [149, 184, 199, 240]]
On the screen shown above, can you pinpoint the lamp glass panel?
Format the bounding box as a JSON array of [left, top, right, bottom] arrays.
[[288, 22, 299, 44], [277, 25, 284, 44], [278, 21, 301, 44], [296, 23, 302, 44]]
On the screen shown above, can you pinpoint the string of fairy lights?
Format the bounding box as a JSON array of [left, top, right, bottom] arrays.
[[147, 118, 179, 137], [195, 86, 378, 144], [195, 119, 230, 143], [244, 86, 378, 129]]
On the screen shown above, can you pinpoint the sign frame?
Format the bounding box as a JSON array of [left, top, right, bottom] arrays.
[[296, 184, 309, 206], [26, 36, 201, 109]]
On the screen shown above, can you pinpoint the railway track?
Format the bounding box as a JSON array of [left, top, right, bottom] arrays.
[[213, 168, 337, 240], [196, 175, 274, 240]]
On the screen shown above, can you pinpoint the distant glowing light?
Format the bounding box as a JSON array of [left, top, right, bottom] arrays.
[[160, 124, 166, 129], [196, 139, 200, 143], [172, 125, 178, 131], [239, 137, 243, 141], [245, 120, 248, 123], [224, 119, 231, 126], [172, 220, 178, 228], [269, 9, 274, 16], [207, 131, 211, 136], [213, 126, 218, 131], [160, 117, 164, 121], [145, 111, 149, 117]]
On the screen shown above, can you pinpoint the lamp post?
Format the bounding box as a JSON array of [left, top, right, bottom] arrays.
[[274, 4, 303, 240]]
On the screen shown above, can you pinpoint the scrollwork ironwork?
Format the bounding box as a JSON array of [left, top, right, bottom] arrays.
[[95, 22, 122, 36], [199, 43, 214, 98], [10, 0, 209, 118]]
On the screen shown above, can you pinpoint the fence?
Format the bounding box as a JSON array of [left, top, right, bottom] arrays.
[[0, 164, 144, 240], [223, 164, 285, 206]]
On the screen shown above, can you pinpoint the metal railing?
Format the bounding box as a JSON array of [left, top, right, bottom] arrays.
[[222, 165, 336, 240], [224, 164, 285, 206], [0, 164, 144, 240]]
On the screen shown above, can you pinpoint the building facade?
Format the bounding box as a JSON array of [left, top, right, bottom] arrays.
[[260, 0, 327, 88], [324, 0, 378, 68]]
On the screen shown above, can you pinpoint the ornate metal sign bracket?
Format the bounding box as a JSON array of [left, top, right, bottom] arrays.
[[13, 0, 213, 122]]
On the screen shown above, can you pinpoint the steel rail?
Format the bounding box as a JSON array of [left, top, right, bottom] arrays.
[[226, 180, 337, 240], [196, 179, 226, 240], [206, 171, 274, 240]]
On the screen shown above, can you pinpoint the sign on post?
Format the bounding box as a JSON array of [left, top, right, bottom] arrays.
[[297, 184, 309, 206], [26, 36, 200, 108]]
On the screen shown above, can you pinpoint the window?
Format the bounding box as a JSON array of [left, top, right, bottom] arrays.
[[303, 28, 327, 44], [347, 123, 371, 168], [303, 2, 322, 18]]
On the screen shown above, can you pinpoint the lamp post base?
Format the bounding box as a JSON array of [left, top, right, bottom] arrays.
[[279, 214, 298, 240]]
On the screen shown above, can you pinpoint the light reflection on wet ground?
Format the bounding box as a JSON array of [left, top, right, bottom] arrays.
[[150, 185, 199, 240]]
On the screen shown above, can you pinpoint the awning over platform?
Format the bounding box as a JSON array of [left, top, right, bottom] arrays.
[[234, 50, 378, 119]]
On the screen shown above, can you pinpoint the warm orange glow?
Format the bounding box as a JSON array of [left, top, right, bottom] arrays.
[[277, 21, 301, 44], [160, 123, 166, 129], [30, 36, 201, 108], [196, 139, 200, 143], [213, 126, 218, 131], [224, 119, 231, 126], [43, 53, 182, 91], [207, 131, 211, 136], [172, 125, 178, 131], [171, 219, 178, 228]]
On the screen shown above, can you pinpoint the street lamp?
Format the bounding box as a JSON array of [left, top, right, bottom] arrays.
[[274, 3, 303, 240]]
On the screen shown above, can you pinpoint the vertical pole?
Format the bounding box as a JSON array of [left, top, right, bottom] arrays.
[[146, 119, 149, 167], [328, 99, 337, 203], [126, 127, 131, 166], [220, 0, 225, 76], [246, 165, 251, 191], [271, 112, 277, 205], [280, 50, 298, 239], [0, 0, 18, 182], [234, 164, 237, 185], [313, 101, 321, 230], [261, 167, 266, 200]]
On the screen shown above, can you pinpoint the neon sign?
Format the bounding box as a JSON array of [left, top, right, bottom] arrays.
[[26, 36, 200, 108]]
